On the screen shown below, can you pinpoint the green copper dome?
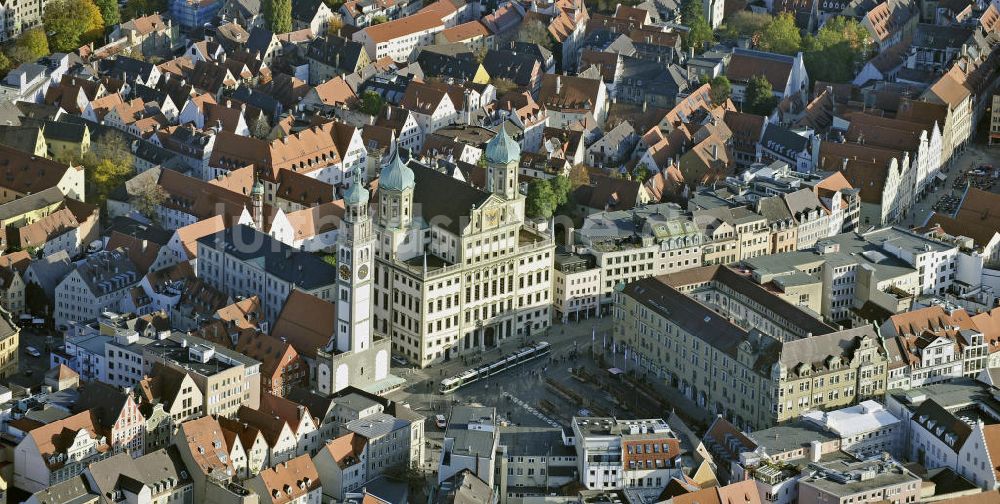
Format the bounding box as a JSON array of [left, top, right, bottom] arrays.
[[485, 125, 520, 165], [343, 167, 369, 207], [380, 149, 415, 191]]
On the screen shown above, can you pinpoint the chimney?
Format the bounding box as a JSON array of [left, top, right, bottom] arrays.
[[711, 144, 718, 160], [556, 76, 562, 95]]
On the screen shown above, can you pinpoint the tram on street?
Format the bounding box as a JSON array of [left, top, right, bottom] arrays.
[[439, 341, 551, 394]]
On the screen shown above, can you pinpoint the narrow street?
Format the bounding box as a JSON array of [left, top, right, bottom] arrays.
[[907, 144, 998, 228]]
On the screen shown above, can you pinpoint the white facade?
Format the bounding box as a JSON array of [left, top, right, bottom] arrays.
[[801, 400, 902, 458]]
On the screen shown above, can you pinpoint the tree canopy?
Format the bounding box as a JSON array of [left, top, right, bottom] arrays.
[[744, 75, 778, 115], [6, 28, 50, 66], [263, 0, 292, 33], [517, 19, 553, 50], [526, 179, 557, 219], [358, 91, 385, 116], [121, 0, 167, 21], [525, 175, 572, 219], [721, 11, 772, 41], [43, 0, 104, 52], [709, 75, 732, 105], [757, 12, 801, 55], [803, 17, 871, 84], [81, 131, 135, 208], [681, 0, 714, 53], [94, 0, 121, 28]]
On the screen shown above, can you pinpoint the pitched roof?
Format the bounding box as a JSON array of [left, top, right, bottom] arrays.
[[912, 398, 972, 450], [725, 49, 794, 90], [926, 71, 971, 108], [358, 10, 444, 44], [409, 161, 491, 234], [178, 416, 234, 477], [0, 144, 82, 196], [439, 20, 492, 42], [255, 453, 321, 504], [270, 290, 334, 358], [400, 80, 451, 115], [982, 424, 1000, 485], [322, 433, 367, 468], [311, 76, 357, 107], [174, 215, 229, 258], [538, 74, 603, 112], [26, 410, 107, 468]]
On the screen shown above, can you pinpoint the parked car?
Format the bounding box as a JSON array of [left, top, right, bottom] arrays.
[[435, 414, 447, 429], [25, 346, 41, 358]]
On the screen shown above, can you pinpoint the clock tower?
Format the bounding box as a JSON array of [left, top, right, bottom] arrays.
[[335, 166, 374, 355]]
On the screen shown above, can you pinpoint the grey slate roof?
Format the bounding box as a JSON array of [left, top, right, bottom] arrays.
[[28, 475, 96, 504], [409, 161, 491, 234], [71, 248, 140, 297], [760, 123, 810, 158], [912, 23, 974, 49], [749, 419, 840, 455], [757, 195, 794, 224], [0, 125, 43, 154], [778, 325, 881, 369], [86, 446, 192, 499], [226, 0, 262, 19], [345, 411, 409, 440], [197, 224, 337, 290], [783, 188, 824, 218], [499, 426, 574, 457], [0, 187, 66, 222], [307, 35, 367, 72], [106, 56, 157, 84], [446, 406, 498, 458], [911, 398, 972, 449], [416, 51, 482, 82], [26, 250, 74, 297], [481, 49, 539, 86], [42, 119, 88, 143], [291, 0, 325, 22]]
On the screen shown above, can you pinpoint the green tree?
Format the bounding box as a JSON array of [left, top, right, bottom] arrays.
[[25, 282, 50, 317], [129, 183, 166, 223], [371, 15, 388, 24], [721, 11, 772, 41], [758, 12, 801, 55], [43, 0, 105, 52], [94, 0, 120, 28], [0, 52, 10, 77], [121, 0, 167, 20], [6, 27, 50, 65], [635, 163, 652, 182], [249, 116, 271, 138], [681, 0, 713, 53], [709, 75, 731, 105], [550, 175, 571, 208], [82, 131, 134, 206], [326, 15, 344, 36], [263, 0, 292, 34], [517, 19, 553, 50], [568, 164, 590, 188], [744, 74, 778, 115], [492, 77, 518, 96], [526, 178, 557, 219], [802, 17, 871, 84], [358, 91, 385, 116]]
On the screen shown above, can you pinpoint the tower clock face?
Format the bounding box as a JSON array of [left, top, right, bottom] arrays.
[[339, 265, 351, 281], [358, 264, 369, 280]]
